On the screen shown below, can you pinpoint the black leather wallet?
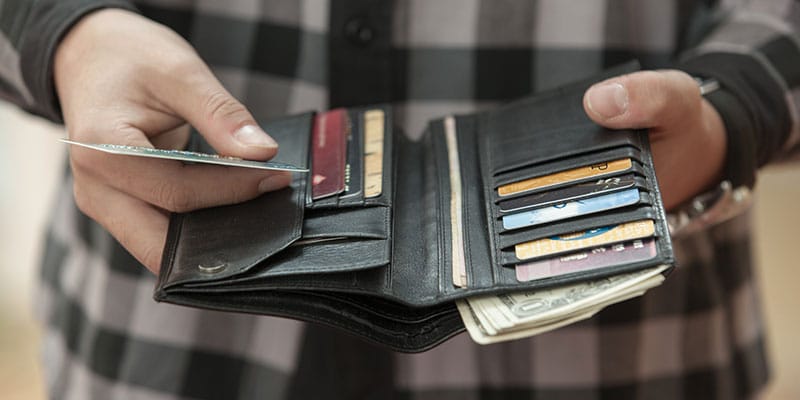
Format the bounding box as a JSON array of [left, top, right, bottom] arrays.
[[154, 65, 674, 352]]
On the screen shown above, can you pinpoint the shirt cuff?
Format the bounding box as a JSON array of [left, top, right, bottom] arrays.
[[19, 0, 138, 122], [679, 51, 792, 189]]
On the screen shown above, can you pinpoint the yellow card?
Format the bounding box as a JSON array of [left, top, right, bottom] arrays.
[[497, 158, 633, 197], [514, 219, 655, 261], [363, 109, 384, 198]]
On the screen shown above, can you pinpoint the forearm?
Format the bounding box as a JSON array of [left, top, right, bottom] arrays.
[[679, 2, 800, 188], [0, 0, 136, 121]]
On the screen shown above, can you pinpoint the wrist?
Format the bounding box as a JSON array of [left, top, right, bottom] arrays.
[[55, 9, 139, 90], [667, 76, 750, 236]]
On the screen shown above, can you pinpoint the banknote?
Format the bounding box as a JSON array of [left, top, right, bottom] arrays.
[[458, 291, 644, 344], [488, 264, 666, 326], [457, 264, 668, 344]]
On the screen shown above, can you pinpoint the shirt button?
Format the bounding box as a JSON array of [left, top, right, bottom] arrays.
[[343, 17, 374, 46]]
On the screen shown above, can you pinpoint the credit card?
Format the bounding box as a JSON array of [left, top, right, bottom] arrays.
[[515, 238, 657, 281], [497, 158, 633, 198], [498, 174, 636, 213], [60, 139, 308, 172], [363, 109, 385, 198], [502, 188, 640, 230], [340, 110, 363, 200], [514, 219, 655, 261], [311, 108, 348, 200]]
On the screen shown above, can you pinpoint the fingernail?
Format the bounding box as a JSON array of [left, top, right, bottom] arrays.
[[258, 173, 291, 193], [587, 83, 628, 119], [234, 125, 278, 148]]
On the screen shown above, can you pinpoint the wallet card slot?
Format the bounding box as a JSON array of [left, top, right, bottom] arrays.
[[499, 210, 661, 265], [304, 107, 394, 210], [363, 107, 394, 207], [336, 108, 369, 207], [429, 121, 459, 290], [495, 189, 653, 233], [491, 243, 668, 289], [493, 161, 648, 207], [492, 145, 645, 193], [497, 205, 657, 250], [495, 174, 650, 216], [425, 114, 496, 293], [499, 226, 659, 266], [301, 206, 390, 240]]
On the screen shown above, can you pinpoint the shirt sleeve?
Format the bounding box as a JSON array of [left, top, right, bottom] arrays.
[[0, 0, 136, 122], [678, 1, 800, 189]]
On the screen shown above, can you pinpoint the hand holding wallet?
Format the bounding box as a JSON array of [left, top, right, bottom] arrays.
[[153, 64, 675, 352]]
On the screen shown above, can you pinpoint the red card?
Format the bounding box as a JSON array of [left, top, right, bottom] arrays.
[[311, 108, 348, 200]]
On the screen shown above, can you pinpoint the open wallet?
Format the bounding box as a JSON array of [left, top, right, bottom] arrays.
[[154, 63, 675, 352]]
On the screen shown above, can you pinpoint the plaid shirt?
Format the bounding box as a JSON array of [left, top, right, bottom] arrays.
[[3, 0, 800, 399]]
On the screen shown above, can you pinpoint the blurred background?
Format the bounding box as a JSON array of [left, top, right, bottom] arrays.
[[1, 101, 799, 399]]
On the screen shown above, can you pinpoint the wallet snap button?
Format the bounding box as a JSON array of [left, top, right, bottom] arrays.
[[198, 262, 228, 274]]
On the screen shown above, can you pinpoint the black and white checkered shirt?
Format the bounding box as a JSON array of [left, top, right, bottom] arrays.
[[3, 0, 800, 399]]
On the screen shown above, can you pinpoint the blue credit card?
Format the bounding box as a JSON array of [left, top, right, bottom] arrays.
[[502, 188, 640, 231]]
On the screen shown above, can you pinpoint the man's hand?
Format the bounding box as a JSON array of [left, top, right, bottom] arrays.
[[55, 9, 291, 273], [583, 70, 727, 210]]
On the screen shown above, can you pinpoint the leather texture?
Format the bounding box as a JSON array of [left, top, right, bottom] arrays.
[[154, 63, 675, 352]]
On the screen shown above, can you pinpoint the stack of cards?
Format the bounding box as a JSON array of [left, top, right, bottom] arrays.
[[495, 157, 655, 281], [453, 132, 666, 344], [308, 108, 384, 208]]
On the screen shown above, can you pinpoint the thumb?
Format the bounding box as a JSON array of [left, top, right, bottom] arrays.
[[156, 63, 277, 160], [583, 70, 702, 130]]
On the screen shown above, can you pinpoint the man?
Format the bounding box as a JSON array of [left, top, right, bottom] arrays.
[[2, 0, 797, 398]]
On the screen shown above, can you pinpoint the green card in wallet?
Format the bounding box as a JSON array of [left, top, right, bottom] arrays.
[[153, 64, 675, 352]]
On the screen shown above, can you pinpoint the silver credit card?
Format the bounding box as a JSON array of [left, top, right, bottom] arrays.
[[61, 139, 308, 172]]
